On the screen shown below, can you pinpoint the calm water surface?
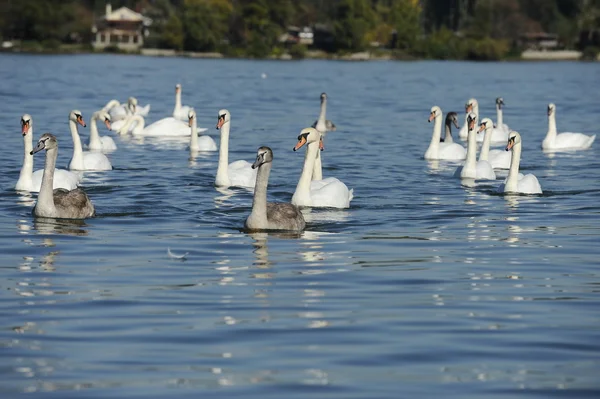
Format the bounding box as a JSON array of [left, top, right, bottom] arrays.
[[0, 54, 599, 398]]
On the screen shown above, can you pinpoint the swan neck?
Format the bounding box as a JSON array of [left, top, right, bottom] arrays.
[[506, 143, 522, 191], [20, 129, 34, 182], [295, 140, 318, 197], [174, 89, 182, 113], [312, 147, 323, 180], [546, 113, 557, 139], [70, 120, 83, 167], [426, 115, 443, 156], [496, 106, 503, 127], [465, 128, 478, 169], [479, 127, 492, 161], [250, 162, 271, 224], [38, 147, 57, 213], [123, 115, 144, 135], [215, 122, 230, 186], [190, 117, 198, 151], [89, 114, 100, 147], [103, 99, 120, 112]]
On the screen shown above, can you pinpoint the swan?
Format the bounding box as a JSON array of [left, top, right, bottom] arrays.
[[31, 133, 95, 219], [454, 113, 496, 180], [214, 109, 257, 188], [494, 97, 510, 134], [311, 92, 336, 181], [478, 118, 511, 169], [459, 98, 478, 140], [245, 146, 306, 231], [425, 106, 466, 161], [291, 127, 353, 208], [117, 114, 201, 137], [16, 114, 80, 192], [103, 97, 150, 120], [542, 103, 596, 151], [173, 84, 192, 121], [441, 111, 460, 143], [188, 108, 217, 152], [67, 110, 113, 171], [498, 131, 542, 194], [88, 110, 117, 152]]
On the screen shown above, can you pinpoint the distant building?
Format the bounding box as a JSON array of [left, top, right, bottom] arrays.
[[519, 32, 559, 51], [279, 26, 314, 46], [91, 3, 152, 51]]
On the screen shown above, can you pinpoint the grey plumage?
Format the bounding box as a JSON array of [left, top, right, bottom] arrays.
[[441, 111, 460, 143]]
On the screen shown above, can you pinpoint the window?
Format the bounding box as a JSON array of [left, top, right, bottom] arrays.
[[100, 34, 106, 43], [110, 34, 118, 43], [133, 35, 139, 44], [121, 35, 128, 43]]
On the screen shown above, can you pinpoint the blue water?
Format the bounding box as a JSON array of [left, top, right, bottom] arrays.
[[0, 54, 599, 398]]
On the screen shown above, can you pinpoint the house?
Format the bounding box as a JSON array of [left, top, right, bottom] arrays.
[[519, 32, 559, 51], [92, 3, 152, 51], [278, 26, 314, 46]]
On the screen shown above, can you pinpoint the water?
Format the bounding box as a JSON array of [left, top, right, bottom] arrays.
[[0, 54, 599, 398]]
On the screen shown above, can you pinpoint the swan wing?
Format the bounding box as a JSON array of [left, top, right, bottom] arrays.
[[173, 106, 192, 121], [439, 143, 466, 160], [518, 173, 543, 194], [83, 152, 113, 171], [309, 178, 352, 208], [135, 104, 151, 117], [142, 117, 190, 136], [53, 188, 95, 218], [196, 136, 217, 151], [266, 202, 306, 231], [100, 136, 118, 151], [552, 132, 596, 150], [31, 168, 80, 192], [228, 160, 257, 188], [488, 149, 511, 169], [476, 160, 496, 180]]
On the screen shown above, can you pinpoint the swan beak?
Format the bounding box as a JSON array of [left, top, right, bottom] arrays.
[[77, 116, 86, 128], [104, 119, 112, 131], [216, 117, 224, 130], [188, 117, 193, 128], [505, 140, 515, 151], [466, 104, 472, 113], [293, 136, 307, 151], [21, 121, 29, 136], [428, 112, 435, 123], [31, 140, 45, 155], [453, 120, 460, 129], [547, 108, 552, 116], [319, 138, 324, 151], [478, 124, 485, 134]]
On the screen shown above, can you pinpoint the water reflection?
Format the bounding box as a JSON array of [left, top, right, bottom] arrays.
[[33, 218, 89, 236], [16, 191, 36, 207]]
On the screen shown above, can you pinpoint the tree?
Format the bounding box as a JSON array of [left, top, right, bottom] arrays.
[[182, 0, 232, 52], [333, 0, 375, 51], [163, 13, 184, 50]]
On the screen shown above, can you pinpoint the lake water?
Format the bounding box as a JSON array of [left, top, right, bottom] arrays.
[[0, 54, 599, 398]]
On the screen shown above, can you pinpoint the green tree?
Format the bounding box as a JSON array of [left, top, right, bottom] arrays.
[[333, 0, 375, 51], [182, 0, 232, 52], [163, 13, 184, 50], [389, 0, 422, 50]]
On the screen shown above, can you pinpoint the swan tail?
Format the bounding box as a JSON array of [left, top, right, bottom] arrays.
[[348, 188, 354, 202]]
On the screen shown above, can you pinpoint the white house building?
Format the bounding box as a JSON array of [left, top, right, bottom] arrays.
[[92, 3, 152, 51]]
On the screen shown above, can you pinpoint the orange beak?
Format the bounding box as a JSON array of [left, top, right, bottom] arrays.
[[21, 121, 29, 136], [478, 124, 485, 133], [104, 118, 112, 131], [77, 116, 86, 127], [466, 104, 472, 113], [216, 117, 224, 130], [506, 140, 515, 151], [294, 135, 307, 151], [428, 112, 435, 123], [319, 137, 324, 151], [468, 121, 475, 131], [188, 117, 193, 128]]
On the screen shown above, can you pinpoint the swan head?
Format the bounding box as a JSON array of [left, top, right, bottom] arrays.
[[102, 112, 112, 130], [506, 131, 521, 151], [496, 97, 505, 108], [188, 108, 196, 127], [69, 110, 86, 127], [127, 97, 138, 113], [251, 146, 273, 169], [293, 127, 320, 151], [175, 83, 182, 93], [465, 98, 478, 113], [478, 117, 493, 134], [445, 111, 460, 129], [428, 106, 442, 123], [467, 112, 477, 131], [216, 109, 230, 130], [21, 114, 32, 136], [320, 92, 327, 103], [547, 103, 556, 116], [31, 133, 57, 155]]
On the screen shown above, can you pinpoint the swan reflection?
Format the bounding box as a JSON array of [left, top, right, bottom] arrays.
[[16, 191, 36, 207], [33, 218, 89, 236]]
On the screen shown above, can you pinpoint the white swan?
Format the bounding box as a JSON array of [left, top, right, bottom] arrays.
[[498, 131, 542, 194], [425, 106, 466, 161], [454, 113, 496, 180], [493, 97, 510, 133], [245, 146, 306, 231], [188, 108, 217, 152], [214, 109, 257, 188], [117, 114, 202, 137], [542, 103, 596, 151], [441, 111, 460, 143], [67, 110, 113, 171], [31, 133, 95, 219], [103, 97, 150, 120], [292, 127, 353, 208], [311, 92, 335, 180], [16, 114, 80, 192], [173, 84, 192, 121], [478, 118, 511, 169], [88, 111, 117, 152], [459, 98, 478, 140]]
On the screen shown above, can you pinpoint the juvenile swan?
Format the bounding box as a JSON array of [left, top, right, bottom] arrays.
[[478, 118, 511, 169], [67, 110, 113, 171], [88, 110, 117, 152], [245, 146, 306, 232], [542, 103, 595, 151], [16, 114, 80, 192], [425, 106, 466, 160], [214, 109, 257, 188], [31, 133, 95, 219], [498, 131, 542, 194], [189, 108, 217, 152], [441, 111, 460, 143]]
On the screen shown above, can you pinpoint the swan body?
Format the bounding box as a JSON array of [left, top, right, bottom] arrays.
[[16, 114, 80, 192], [245, 146, 306, 231], [292, 127, 353, 208], [67, 110, 113, 171], [88, 111, 117, 152], [103, 97, 150, 120], [311, 92, 335, 180], [498, 131, 542, 194], [425, 106, 466, 161], [31, 133, 95, 219], [542, 103, 596, 151], [188, 109, 217, 152], [118, 114, 203, 137], [454, 113, 496, 180], [173, 84, 192, 121], [478, 118, 511, 169], [214, 109, 256, 188]]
